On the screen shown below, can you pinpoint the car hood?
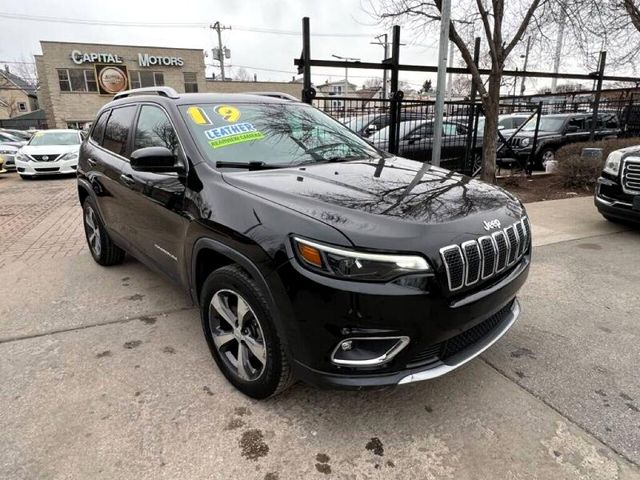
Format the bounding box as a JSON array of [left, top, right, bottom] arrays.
[[0, 142, 21, 151], [511, 129, 559, 139], [221, 156, 525, 251], [21, 145, 80, 156]]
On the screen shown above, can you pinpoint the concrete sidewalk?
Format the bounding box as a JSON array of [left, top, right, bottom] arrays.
[[1, 179, 638, 480]]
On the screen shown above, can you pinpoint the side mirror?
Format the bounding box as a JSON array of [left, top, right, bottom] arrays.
[[130, 146, 182, 173], [365, 124, 378, 135]]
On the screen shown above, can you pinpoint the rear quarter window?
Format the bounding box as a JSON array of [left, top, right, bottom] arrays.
[[102, 105, 137, 156], [91, 110, 110, 144]]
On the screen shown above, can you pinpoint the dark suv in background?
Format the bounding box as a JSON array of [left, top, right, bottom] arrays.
[[78, 87, 531, 399], [498, 112, 620, 169]]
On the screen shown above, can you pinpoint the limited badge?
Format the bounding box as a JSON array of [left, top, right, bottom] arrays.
[[214, 105, 241, 122]]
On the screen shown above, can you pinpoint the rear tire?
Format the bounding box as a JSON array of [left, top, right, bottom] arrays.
[[200, 265, 294, 399], [82, 197, 125, 266]]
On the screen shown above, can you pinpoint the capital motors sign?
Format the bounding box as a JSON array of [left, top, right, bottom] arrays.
[[71, 49, 184, 68]]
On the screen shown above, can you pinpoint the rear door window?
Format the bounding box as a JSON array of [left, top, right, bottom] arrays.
[[91, 111, 109, 144], [102, 106, 137, 156]]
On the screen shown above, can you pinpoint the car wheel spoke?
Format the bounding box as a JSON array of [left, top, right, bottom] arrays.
[[212, 331, 235, 350], [236, 342, 250, 380], [236, 296, 250, 328], [211, 292, 238, 328], [244, 335, 266, 366]]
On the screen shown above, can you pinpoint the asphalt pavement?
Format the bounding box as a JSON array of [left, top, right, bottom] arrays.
[[0, 175, 638, 480]]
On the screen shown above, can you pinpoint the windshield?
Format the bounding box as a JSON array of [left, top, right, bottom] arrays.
[[0, 131, 21, 142], [180, 103, 383, 167], [371, 120, 427, 142], [522, 117, 566, 132], [29, 131, 80, 146]]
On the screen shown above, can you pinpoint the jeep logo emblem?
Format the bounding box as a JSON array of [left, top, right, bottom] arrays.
[[483, 219, 501, 231]]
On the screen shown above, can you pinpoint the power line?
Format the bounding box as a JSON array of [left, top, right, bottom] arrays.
[[0, 12, 373, 37]]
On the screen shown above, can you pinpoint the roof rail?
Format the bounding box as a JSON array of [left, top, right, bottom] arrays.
[[113, 86, 180, 100], [245, 92, 299, 101]]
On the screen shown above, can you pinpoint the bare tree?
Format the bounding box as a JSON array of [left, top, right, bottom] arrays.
[[363, 77, 383, 88], [370, 0, 547, 182], [232, 67, 253, 82]]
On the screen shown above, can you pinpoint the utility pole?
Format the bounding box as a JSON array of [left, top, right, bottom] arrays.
[[211, 21, 231, 81], [446, 40, 454, 100], [520, 36, 531, 96], [551, 3, 566, 93], [371, 34, 389, 100], [431, 0, 452, 168]]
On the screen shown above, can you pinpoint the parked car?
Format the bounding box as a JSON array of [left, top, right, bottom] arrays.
[[476, 113, 533, 135], [0, 128, 33, 142], [370, 119, 478, 168], [346, 111, 426, 137], [497, 112, 620, 169], [79, 87, 531, 399], [0, 140, 22, 171], [15, 129, 83, 179], [0, 130, 26, 145], [595, 145, 640, 224], [0, 155, 6, 174]]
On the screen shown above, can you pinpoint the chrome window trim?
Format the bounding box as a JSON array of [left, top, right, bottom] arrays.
[[439, 245, 466, 292], [461, 240, 481, 286]]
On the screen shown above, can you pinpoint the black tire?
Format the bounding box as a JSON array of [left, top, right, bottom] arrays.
[[536, 148, 555, 170], [200, 265, 294, 399], [82, 197, 126, 266]]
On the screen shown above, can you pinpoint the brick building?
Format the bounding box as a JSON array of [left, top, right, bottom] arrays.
[[34, 40, 302, 129]]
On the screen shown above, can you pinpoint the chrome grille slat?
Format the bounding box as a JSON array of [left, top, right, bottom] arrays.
[[478, 236, 497, 280], [461, 240, 481, 286], [440, 218, 530, 293], [622, 158, 640, 194]]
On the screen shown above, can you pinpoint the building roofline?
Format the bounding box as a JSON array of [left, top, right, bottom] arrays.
[[39, 40, 203, 52]]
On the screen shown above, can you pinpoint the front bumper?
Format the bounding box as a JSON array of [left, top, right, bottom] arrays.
[[0, 154, 16, 171], [273, 252, 530, 390], [15, 157, 78, 176], [595, 177, 640, 224]]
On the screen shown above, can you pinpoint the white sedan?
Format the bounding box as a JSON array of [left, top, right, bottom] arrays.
[[15, 129, 82, 179]]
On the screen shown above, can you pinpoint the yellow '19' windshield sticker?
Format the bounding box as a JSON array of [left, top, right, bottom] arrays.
[[214, 105, 241, 122], [186, 106, 211, 125], [205, 123, 264, 149]]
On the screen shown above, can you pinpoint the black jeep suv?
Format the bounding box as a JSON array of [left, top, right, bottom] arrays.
[[498, 112, 620, 169], [595, 145, 640, 224], [78, 87, 531, 399]]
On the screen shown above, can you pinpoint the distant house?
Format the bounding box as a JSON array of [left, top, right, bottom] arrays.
[[315, 79, 359, 114], [0, 66, 38, 120]]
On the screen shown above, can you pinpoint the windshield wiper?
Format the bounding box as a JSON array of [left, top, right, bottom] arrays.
[[215, 161, 282, 170]]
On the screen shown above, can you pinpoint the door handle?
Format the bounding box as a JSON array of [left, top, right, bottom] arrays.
[[87, 158, 97, 166], [120, 173, 135, 187]]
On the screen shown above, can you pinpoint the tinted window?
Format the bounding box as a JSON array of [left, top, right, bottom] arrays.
[[567, 117, 586, 131], [91, 111, 110, 144], [134, 105, 181, 157], [102, 106, 136, 156]]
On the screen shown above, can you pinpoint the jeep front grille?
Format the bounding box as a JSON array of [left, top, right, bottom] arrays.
[[440, 217, 530, 292], [622, 158, 640, 194]]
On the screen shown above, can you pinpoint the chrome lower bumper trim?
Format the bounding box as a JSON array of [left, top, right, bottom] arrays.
[[595, 194, 633, 208], [397, 298, 521, 385]]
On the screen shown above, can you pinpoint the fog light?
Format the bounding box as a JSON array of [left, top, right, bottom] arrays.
[[330, 336, 410, 366]]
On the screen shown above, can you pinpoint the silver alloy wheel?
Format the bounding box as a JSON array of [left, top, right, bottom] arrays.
[[541, 150, 555, 168], [209, 289, 267, 381], [85, 206, 101, 257]]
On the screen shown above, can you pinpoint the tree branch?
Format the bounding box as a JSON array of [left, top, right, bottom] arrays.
[[504, 0, 543, 58], [476, 0, 499, 65]]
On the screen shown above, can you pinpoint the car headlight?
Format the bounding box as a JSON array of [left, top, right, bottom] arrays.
[[60, 152, 79, 161], [16, 153, 29, 162], [520, 137, 530, 147], [603, 151, 623, 176], [292, 237, 431, 282]]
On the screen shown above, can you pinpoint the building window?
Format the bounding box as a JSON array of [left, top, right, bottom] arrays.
[[17, 102, 27, 112], [183, 72, 198, 93], [57, 69, 97, 92], [130, 71, 165, 89]]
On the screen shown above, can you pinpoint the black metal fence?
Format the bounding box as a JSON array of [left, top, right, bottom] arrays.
[[315, 94, 640, 176]]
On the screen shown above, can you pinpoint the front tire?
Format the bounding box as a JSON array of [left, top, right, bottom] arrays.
[[537, 148, 555, 170], [82, 197, 125, 266], [200, 265, 294, 399]]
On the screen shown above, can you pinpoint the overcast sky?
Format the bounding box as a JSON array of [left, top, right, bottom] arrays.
[[0, 0, 593, 93]]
